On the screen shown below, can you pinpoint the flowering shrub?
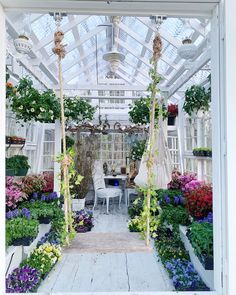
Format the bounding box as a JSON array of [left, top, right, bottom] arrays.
[[73, 210, 94, 233], [6, 177, 26, 209], [130, 140, 146, 161], [21, 174, 46, 196], [6, 266, 40, 293], [6, 208, 31, 220], [167, 171, 197, 192], [21, 243, 61, 278], [185, 184, 213, 219], [42, 172, 54, 193], [9, 77, 61, 123], [184, 179, 204, 192], [165, 259, 208, 291]]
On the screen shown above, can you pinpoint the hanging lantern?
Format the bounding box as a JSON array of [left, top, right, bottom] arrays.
[[14, 35, 32, 54], [103, 51, 125, 73], [177, 37, 197, 60]]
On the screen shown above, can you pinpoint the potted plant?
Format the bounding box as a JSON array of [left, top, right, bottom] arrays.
[[20, 243, 61, 279], [6, 155, 30, 176], [22, 201, 55, 224], [6, 266, 41, 293], [130, 139, 146, 163], [167, 104, 178, 125], [183, 84, 211, 117], [6, 216, 39, 246], [187, 221, 214, 270], [129, 96, 168, 125], [73, 210, 94, 233]]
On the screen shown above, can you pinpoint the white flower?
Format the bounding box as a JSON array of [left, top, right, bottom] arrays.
[[31, 108, 34, 112], [32, 101, 36, 104], [40, 107, 45, 112], [49, 110, 53, 114], [51, 116, 54, 120], [18, 105, 23, 110]]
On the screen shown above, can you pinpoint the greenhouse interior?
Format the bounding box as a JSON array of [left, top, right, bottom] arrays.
[[4, 7, 218, 294]]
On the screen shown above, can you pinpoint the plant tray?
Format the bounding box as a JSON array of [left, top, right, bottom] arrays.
[[12, 236, 35, 246], [179, 225, 214, 290], [38, 216, 52, 224]]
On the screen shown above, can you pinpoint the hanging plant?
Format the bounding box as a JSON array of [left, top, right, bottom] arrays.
[[128, 96, 167, 125], [9, 77, 61, 123], [183, 84, 211, 116], [64, 96, 96, 124]]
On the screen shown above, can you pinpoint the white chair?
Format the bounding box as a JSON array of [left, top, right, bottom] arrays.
[[92, 164, 122, 214], [125, 188, 138, 206]]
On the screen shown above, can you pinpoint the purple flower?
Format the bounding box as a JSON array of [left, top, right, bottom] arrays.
[[21, 208, 31, 219], [6, 211, 13, 219], [6, 266, 40, 293], [164, 195, 170, 204], [174, 196, 180, 205], [32, 192, 38, 199], [41, 194, 46, 201]]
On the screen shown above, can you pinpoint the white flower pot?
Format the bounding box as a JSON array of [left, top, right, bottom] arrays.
[[72, 199, 85, 211]]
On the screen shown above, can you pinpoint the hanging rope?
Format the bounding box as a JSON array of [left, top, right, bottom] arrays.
[[145, 33, 162, 246], [52, 20, 72, 245]]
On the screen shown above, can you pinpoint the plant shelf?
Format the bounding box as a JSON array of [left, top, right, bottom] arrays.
[[179, 225, 214, 290]]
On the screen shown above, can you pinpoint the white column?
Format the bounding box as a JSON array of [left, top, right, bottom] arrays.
[[54, 119, 61, 194], [224, 1, 236, 294], [177, 99, 185, 173], [0, 4, 6, 294]]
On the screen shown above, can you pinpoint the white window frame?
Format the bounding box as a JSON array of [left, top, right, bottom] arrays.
[[1, 1, 235, 295]]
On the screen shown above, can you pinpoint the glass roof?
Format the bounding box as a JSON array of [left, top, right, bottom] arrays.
[[6, 12, 211, 104]]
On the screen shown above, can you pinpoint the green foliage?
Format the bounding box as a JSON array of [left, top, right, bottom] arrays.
[[64, 96, 96, 124], [192, 147, 212, 157], [155, 225, 190, 263], [21, 201, 55, 219], [130, 140, 146, 161], [6, 155, 30, 170], [128, 197, 144, 219], [183, 85, 211, 116], [128, 96, 167, 125], [160, 205, 190, 226], [128, 195, 160, 238], [6, 217, 39, 246], [10, 77, 61, 123], [187, 222, 213, 257]]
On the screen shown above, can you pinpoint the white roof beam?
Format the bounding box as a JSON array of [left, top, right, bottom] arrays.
[[62, 84, 146, 91], [47, 25, 106, 66], [34, 15, 90, 51], [168, 48, 211, 98], [137, 17, 182, 48], [62, 39, 110, 73], [118, 65, 147, 86], [117, 22, 178, 70]]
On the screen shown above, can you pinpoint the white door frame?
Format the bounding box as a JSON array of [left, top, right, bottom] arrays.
[[1, 1, 235, 295]]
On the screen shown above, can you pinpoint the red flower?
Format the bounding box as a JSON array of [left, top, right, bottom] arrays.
[[168, 104, 178, 117], [185, 184, 212, 219]]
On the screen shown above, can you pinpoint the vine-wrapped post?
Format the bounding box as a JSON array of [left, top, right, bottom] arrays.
[[52, 29, 72, 244], [146, 33, 162, 246]]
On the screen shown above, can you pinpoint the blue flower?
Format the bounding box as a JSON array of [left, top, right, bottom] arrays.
[[164, 195, 170, 204], [174, 196, 180, 205]]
